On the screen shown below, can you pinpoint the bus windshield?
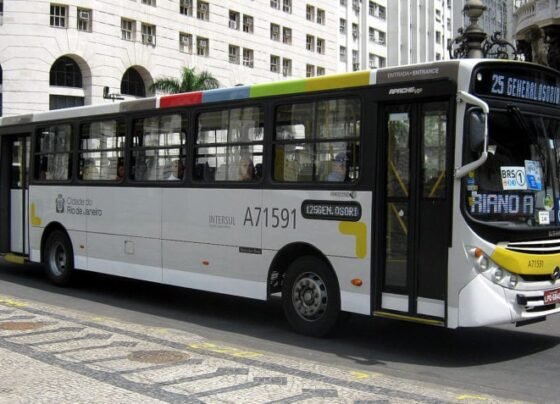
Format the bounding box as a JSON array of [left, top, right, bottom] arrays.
[[466, 108, 560, 229]]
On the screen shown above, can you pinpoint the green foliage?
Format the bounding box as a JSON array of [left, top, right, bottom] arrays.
[[151, 67, 220, 94]]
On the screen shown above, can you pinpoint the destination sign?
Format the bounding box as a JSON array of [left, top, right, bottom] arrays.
[[301, 200, 362, 221], [474, 67, 560, 105]]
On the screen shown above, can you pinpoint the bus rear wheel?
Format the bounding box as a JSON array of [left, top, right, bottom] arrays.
[[44, 230, 74, 286], [282, 256, 340, 337]]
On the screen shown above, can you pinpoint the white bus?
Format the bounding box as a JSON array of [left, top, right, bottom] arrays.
[[2, 59, 560, 336]]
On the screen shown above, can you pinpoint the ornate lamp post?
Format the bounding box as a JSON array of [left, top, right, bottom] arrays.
[[462, 0, 487, 58], [449, 0, 520, 60]]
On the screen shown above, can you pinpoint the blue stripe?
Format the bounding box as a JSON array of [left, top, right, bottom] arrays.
[[202, 86, 251, 103]]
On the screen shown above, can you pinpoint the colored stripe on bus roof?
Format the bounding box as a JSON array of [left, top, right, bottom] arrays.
[[306, 71, 372, 92], [158, 70, 374, 109], [250, 79, 307, 98], [202, 86, 251, 103], [160, 91, 203, 108]]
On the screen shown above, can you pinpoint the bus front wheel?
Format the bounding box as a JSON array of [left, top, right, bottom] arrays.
[[44, 230, 74, 286], [282, 256, 340, 337]]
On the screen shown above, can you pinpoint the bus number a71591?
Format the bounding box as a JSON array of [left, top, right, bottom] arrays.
[[243, 207, 297, 229]]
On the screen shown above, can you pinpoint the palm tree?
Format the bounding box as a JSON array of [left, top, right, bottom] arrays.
[[151, 67, 220, 94]]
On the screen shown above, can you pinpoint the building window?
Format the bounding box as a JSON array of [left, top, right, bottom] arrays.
[[306, 35, 315, 52], [180, 0, 193, 16], [352, 23, 358, 41], [340, 0, 346, 5], [50, 56, 82, 87], [316, 67, 325, 76], [369, 53, 375, 68], [436, 31, 442, 44], [306, 64, 315, 78], [50, 4, 68, 28], [270, 55, 280, 73], [270, 23, 280, 41], [340, 46, 346, 61], [306, 5, 314, 21], [0, 0, 3, 26], [141, 0, 156, 5], [270, 0, 280, 10], [121, 19, 134, 41], [229, 45, 240, 64], [282, 0, 291, 13], [197, 37, 209, 56], [180, 32, 193, 53], [49, 95, 84, 111], [229, 10, 240, 30], [379, 31, 385, 45], [317, 38, 325, 54], [243, 48, 254, 68], [121, 67, 145, 97], [378, 56, 385, 67], [282, 58, 291, 77], [77, 8, 92, 32], [141, 23, 156, 46], [369, 27, 374, 42], [282, 27, 292, 44], [317, 9, 325, 25], [197, 1, 209, 21], [243, 15, 253, 33], [352, 50, 359, 69], [340, 18, 346, 34]]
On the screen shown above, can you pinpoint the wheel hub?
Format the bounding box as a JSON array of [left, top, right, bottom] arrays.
[[292, 272, 327, 321]]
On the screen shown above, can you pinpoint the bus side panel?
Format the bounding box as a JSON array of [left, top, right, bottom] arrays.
[[85, 187, 163, 282], [161, 188, 267, 299], [28, 186, 87, 265], [262, 190, 372, 315]]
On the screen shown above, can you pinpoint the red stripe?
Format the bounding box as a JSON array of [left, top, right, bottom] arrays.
[[159, 92, 203, 108]]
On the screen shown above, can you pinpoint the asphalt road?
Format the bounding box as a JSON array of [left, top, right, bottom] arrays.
[[0, 259, 559, 402]]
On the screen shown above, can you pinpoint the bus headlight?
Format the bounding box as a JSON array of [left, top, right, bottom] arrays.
[[492, 268, 504, 282], [466, 246, 519, 289]]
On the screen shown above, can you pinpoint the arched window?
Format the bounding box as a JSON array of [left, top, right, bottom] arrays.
[[50, 56, 83, 87], [121, 68, 146, 97]]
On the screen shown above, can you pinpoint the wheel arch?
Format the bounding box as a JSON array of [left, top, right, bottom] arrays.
[[266, 242, 339, 299]]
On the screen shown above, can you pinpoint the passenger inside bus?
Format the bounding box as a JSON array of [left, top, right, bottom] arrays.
[[168, 159, 184, 181], [115, 158, 125, 181], [327, 152, 348, 182], [239, 157, 255, 181]]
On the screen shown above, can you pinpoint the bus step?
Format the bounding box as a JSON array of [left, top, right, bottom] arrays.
[[2, 253, 28, 265], [374, 311, 445, 326]]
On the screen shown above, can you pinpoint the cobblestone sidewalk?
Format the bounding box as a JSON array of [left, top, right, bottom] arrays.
[[0, 295, 516, 403]]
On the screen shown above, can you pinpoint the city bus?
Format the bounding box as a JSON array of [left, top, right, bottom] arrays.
[[1, 59, 560, 336]]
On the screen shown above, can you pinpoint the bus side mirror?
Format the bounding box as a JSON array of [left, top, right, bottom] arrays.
[[454, 91, 489, 179], [469, 110, 485, 152]]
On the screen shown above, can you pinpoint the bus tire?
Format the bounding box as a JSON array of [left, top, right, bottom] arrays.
[[282, 256, 340, 337], [44, 230, 74, 286]]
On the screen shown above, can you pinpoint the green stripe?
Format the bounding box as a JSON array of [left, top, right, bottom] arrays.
[[250, 80, 306, 98]]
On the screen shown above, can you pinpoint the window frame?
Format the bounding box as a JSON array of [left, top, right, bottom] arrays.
[[272, 96, 362, 184], [193, 104, 265, 184], [50, 4, 68, 28]]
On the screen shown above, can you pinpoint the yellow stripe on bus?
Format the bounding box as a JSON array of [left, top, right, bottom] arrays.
[[491, 245, 560, 276], [339, 221, 367, 259]]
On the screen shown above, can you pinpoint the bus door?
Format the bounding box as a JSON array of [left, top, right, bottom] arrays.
[[378, 101, 450, 323], [0, 135, 30, 255]]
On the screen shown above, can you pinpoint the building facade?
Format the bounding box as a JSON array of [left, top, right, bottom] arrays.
[[1, 0, 498, 117], [0, 0, 337, 116], [513, 0, 560, 69]]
